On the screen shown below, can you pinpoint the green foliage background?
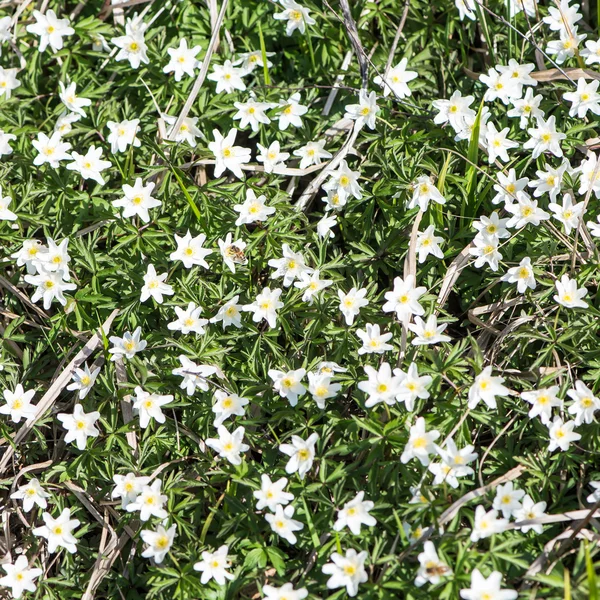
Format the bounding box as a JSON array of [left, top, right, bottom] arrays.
[[1, 0, 600, 598]]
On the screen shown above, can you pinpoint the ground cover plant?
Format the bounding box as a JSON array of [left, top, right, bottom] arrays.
[[3, 0, 600, 598]]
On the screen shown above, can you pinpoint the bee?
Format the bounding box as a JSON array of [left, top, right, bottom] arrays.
[[225, 245, 247, 265], [424, 562, 450, 577]]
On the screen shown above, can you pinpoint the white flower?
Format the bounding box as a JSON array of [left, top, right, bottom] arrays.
[[208, 128, 251, 179], [243, 287, 284, 328], [210, 295, 243, 329], [0, 67, 20, 99], [501, 257, 536, 293], [307, 372, 341, 409], [294, 270, 333, 304], [112, 24, 149, 69], [382, 275, 426, 322], [480, 67, 519, 104], [468, 366, 510, 410], [0, 129, 16, 157], [26, 9, 74, 52], [265, 504, 304, 544], [322, 188, 347, 211], [507, 88, 544, 129], [567, 380, 600, 425], [460, 569, 517, 600], [268, 244, 312, 287], [193, 545, 234, 585], [233, 50, 274, 73], [408, 175, 446, 211], [132, 386, 173, 429], [514, 494, 547, 534], [268, 368, 306, 406], [0, 383, 36, 423], [24, 266, 77, 309], [333, 491, 376, 535], [416, 225, 444, 262], [10, 478, 50, 512], [587, 481, 600, 504], [373, 58, 417, 98], [543, 0, 582, 32], [428, 438, 477, 488], [163, 39, 201, 81], [32, 508, 80, 553], [208, 59, 246, 94], [470, 506, 509, 542], [554, 274, 588, 309], [577, 152, 600, 199], [54, 111, 80, 136], [273, 0, 316, 36], [432, 90, 475, 131], [496, 59, 537, 96], [233, 97, 274, 132], [0, 555, 42, 599], [234, 189, 276, 226], [126, 480, 168, 521], [408, 315, 451, 346], [212, 390, 249, 427], [279, 432, 318, 479], [66, 145, 112, 185], [394, 363, 432, 411], [523, 116, 566, 159], [169, 231, 212, 269], [358, 362, 401, 407], [322, 549, 368, 598], [293, 140, 332, 169], [113, 178, 161, 223], [546, 26, 586, 65], [338, 287, 369, 326], [415, 542, 452, 587], [13, 239, 47, 274], [163, 114, 202, 145], [317, 214, 337, 239], [107, 118, 141, 153], [276, 92, 308, 130], [505, 193, 550, 229], [485, 122, 519, 163], [469, 233, 501, 271], [528, 161, 567, 201], [59, 81, 91, 117], [547, 416, 581, 452], [141, 523, 176, 564], [257, 141, 290, 173], [344, 90, 379, 130], [548, 193, 584, 235], [323, 159, 363, 201], [262, 582, 308, 600], [57, 404, 100, 450], [172, 356, 221, 396], [35, 237, 71, 280], [109, 327, 147, 361], [564, 77, 600, 118], [206, 425, 249, 465], [140, 264, 174, 304], [167, 302, 208, 335], [581, 39, 600, 65], [493, 482, 525, 519], [111, 472, 150, 509], [356, 323, 393, 355], [66, 363, 101, 399], [32, 131, 72, 168], [401, 416, 440, 466], [521, 386, 562, 425], [254, 474, 294, 512]]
